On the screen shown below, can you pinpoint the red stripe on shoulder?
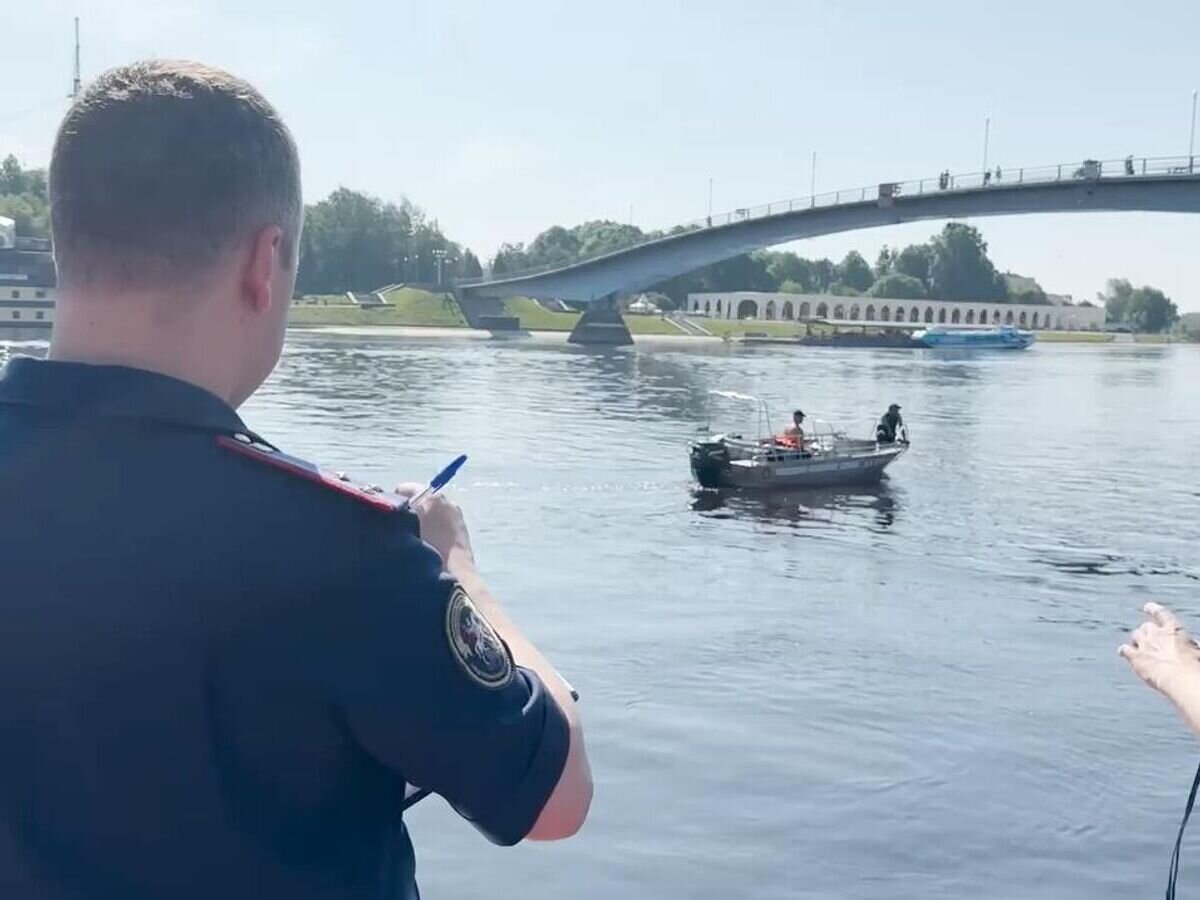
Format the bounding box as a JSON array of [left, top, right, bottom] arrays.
[[217, 435, 402, 513]]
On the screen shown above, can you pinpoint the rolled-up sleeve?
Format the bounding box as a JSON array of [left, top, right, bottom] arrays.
[[337, 525, 569, 845]]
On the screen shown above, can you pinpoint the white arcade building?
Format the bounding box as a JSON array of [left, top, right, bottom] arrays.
[[687, 291, 1104, 331]]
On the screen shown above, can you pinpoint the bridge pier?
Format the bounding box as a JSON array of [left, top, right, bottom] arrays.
[[567, 295, 632, 346], [454, 290, 529, 335]]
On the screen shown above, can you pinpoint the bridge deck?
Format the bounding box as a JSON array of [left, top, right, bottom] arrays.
[[457, 155, 1200, 305]]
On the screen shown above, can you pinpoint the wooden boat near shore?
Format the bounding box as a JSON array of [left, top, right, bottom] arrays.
[[735, 319, 922, 349]]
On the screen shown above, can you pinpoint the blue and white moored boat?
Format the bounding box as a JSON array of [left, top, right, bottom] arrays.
[[912, 324, 1035, 350]]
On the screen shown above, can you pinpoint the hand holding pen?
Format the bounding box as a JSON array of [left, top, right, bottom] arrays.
[[403, 454, 467, 510], [400, 454, 579, 704], [399, 453, 581, 813]]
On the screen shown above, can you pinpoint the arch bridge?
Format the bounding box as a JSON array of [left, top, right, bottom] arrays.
[[455, 156, 1200, 343]]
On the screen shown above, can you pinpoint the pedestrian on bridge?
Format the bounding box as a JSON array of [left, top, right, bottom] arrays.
[[0, 59, 592, 900]]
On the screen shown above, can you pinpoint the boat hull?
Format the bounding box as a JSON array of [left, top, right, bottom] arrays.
[[914, 326, 1035, 349], [689, 438, 906, 490]]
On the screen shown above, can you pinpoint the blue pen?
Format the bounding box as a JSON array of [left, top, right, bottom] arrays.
[[405, 454, 467, 509]]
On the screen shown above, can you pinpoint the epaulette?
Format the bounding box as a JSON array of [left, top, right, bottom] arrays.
[[217, 433, 403, 513]]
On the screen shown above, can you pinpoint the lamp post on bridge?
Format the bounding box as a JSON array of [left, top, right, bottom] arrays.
[[982, 116, 991, 177], [1189, 90, 1197, 172], [432, 248, 447, 287]]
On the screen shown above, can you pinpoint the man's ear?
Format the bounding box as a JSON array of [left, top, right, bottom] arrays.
[[243, 225, 285, 313]]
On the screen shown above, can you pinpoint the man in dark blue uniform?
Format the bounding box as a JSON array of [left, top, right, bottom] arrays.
[[875, 403, 905, 444], [0, 60, 591, 899]]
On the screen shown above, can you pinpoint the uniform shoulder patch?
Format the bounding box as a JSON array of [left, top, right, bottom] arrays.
[[217, 434, 402, 513], [445, 585, 514, 689]]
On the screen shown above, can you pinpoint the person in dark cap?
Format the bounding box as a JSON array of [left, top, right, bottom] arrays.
[[876, 403, 906, 444], [0, 59, 591, 900]]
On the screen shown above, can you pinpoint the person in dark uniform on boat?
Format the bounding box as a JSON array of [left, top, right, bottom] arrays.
[[0, 60, 591, 900], [876, 403, 905, 444]]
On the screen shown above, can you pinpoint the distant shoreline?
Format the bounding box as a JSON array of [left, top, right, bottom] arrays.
[[287, 324, 723, 344], [286, 322, 1189, 347], [288, 291, 1182, 344]]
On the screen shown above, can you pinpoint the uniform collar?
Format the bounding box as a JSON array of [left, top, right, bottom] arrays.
[[0, 356, 248, 435]]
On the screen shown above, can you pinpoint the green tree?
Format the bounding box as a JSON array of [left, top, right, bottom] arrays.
[[778, 278, 809, 294], [490, 242, 529, 275], [1002, 273, 1047, 305], [836, 250, 874, 292], [649, 269, 705, 308], [526, 225, 580, 268], [764, 251, 813, 291], [298, 188, 403, 292], [1125, 286, 1178, 333], [1179, 312, 1200, 342], [829, 282, 860, 296], [1010, 288, 1047, 305], [0, 193, 49, 238], [0, 155, 27, 194], [461, 249, 483, 278], [0, 155, 50, 238], [699, 253, 777, 293], [510, 220, 649, 271], [573, 220, 644, 258], [869, 273, 928, 299], [874, 245, 894, 278], [928, 223, 1007, 301], [1098, 277, 1135, 323], [810, 258, 836, 292], [295, 187, 461, 293], [892, 243, 933, 286]]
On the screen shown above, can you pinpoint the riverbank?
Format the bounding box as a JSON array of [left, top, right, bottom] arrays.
[[288, 324, 723, 345], [289, 291, 692, 336], [287, 289, 1178, 344]]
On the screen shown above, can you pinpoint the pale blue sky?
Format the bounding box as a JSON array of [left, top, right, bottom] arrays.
[[3, 0, 1199, 308]]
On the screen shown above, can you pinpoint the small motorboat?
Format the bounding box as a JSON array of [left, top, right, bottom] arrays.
[[912, 324, 1035, 349], [689, 391, 908, 490]]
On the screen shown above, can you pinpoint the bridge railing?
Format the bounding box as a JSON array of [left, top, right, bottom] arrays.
[[457, 155, 1197, 286]]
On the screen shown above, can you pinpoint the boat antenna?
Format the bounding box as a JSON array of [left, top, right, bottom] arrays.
[[70, 17, 81, 102]]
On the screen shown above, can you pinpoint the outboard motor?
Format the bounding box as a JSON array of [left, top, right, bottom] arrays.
[[689, 439, 731, 488]]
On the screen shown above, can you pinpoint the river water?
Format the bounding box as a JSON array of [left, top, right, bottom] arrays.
[[8, 333, 1200, 898]]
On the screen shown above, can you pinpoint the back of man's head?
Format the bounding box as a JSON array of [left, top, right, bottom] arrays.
[[49, 59, 302, 292]]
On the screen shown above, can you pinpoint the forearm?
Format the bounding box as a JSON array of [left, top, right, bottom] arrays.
[[446, 549, 592, 838], [1166, 678, 1200, 737]]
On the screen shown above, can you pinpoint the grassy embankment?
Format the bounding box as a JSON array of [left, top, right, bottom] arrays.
[[289, 290, 1135, 343], [289, 291, 687, 336], [288, 289, 467, 327], [500, 297, 689, 335]]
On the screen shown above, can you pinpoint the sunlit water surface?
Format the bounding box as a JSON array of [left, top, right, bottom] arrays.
[[5, 334, 1199, 899]]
